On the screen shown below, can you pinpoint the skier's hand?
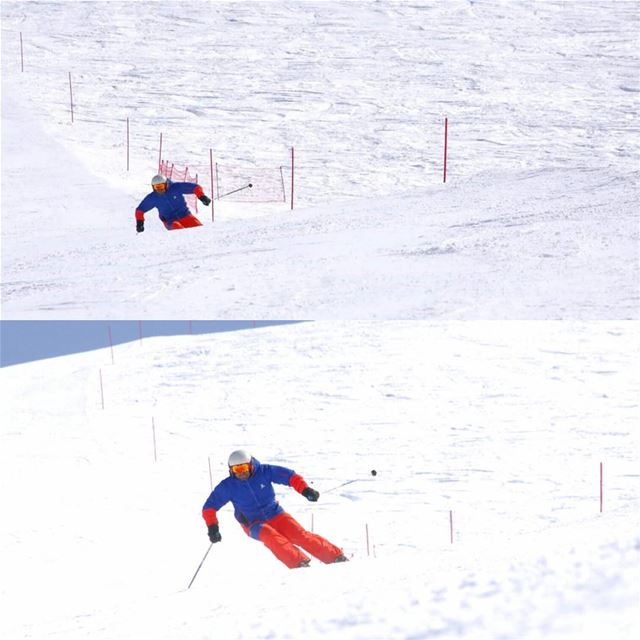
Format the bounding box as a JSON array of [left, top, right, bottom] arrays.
[[207, 524, 222, 543], [302, 487, 319, 502], [136, 220, 144, 233], [198, 195, 212, 206]]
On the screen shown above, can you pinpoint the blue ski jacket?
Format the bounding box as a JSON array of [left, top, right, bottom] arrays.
[[135, 180, 199, 224], [202, 458, 309, 536]]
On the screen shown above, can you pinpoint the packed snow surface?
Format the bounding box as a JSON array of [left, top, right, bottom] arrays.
[[1, 3, 638, 636], [1, 0, 638, 319], [1, 322, 639, 639]]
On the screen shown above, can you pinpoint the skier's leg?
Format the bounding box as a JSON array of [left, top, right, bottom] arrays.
[[269, 512, 344, 564], [176, 214, 202, 228], [243, 522, 310, 569], [167, 220, 185, 230]]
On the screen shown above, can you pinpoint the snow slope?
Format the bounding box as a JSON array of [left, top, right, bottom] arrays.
[[1, 0, 638, 319], [0, 322, 638, 639]]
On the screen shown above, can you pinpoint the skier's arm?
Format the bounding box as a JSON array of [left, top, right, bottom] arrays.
[[176, 182, 211, 205], [202, 480, 232, 524], [134, 195, 155, 233], [288, 471, 319, 501], [267, 464, 320, 501], [193, 185, 211, 205], [135, 209, 145, 233], [202, 506, 219, 526], [289, 473, 310, 494], [202, 484, 229, 543]]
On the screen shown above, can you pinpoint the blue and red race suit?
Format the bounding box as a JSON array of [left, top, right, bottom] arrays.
[[202, 458, 308, 539], [135, 180, 204, 227], [202, 457, 344, 567]]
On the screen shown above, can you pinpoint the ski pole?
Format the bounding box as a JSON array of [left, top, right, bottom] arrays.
[[323, 471, 378, 495], [218, 183, 253, 199], [187, 543, 213, 589], [323, 479, 362, 494]]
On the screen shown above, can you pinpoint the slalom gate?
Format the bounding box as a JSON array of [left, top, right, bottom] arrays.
[[159, 157, 292, 218]]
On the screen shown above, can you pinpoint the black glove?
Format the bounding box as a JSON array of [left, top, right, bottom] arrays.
[[198, 195, 212, 206], [207, 524, 222, 543], [302, 487, 319, 502], [136, 219, 144, 233]]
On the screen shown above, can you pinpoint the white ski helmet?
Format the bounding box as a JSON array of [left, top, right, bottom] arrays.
[[151, 174, 168, 188], [228, 449, 252, 467]]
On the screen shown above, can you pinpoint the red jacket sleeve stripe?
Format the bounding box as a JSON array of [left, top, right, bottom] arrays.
[[202, 508, 218, 526], [289, 473, 308, 494]]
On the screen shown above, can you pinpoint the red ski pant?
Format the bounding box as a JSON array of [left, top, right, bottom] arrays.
[[243, 512, 342, 569], [165, 214, 202, 230]]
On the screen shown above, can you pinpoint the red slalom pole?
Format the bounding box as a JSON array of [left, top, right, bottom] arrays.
[[443, 117, 448, 183], [126, 118, 130, 171], [108, 325, 114, 364], [68, 72, 74, 123], [290, 147, 295, 210], [194, 173, 199, 213], [209, 149, 215, 222], [152, 417, 157, 462]]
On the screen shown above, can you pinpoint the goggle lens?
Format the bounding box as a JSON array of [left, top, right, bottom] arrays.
[[231, 463, 251, 476]]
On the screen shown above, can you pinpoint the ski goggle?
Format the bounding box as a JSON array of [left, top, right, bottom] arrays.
[[152, 182, 167, 192], [230, 462, 252, 476]]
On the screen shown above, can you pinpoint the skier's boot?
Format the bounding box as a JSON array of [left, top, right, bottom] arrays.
[[333, 554, 349, 563]]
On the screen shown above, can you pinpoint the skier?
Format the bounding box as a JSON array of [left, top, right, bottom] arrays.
[[202, 450, 348, 568], [134, 174, 211, 232]]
